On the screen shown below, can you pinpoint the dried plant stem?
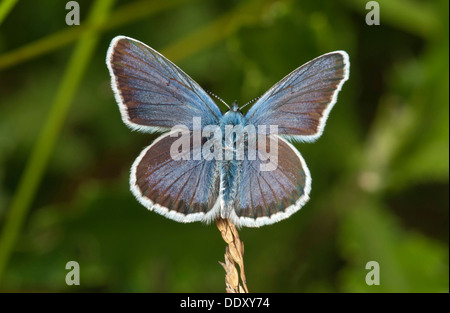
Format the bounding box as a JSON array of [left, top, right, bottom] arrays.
[[216, 218, 249, 293]]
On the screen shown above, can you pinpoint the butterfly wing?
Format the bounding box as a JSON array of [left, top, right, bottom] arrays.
[[131, 130, 220, 223], [107, 36, 222, 132], [227, 134, 311, 227], [231, 51, 349, 226], [245, 51, 349, 142]]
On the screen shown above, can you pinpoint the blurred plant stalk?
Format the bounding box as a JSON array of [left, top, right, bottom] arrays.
[[0, 0, 116, 283]]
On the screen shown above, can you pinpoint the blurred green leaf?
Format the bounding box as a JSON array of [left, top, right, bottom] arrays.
[[338, 201, 448, 292], [0, 0, 18, 26]]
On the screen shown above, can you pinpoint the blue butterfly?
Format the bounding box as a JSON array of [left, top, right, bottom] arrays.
[[106, 36, 349, 227]]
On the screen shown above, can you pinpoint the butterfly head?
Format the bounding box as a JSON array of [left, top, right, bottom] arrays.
[[231, 100, 240, 112], [221, 100, 245, 127]]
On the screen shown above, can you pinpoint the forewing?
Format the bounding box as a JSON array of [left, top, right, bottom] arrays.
[[107, 36, 222, 132], [131, 131, 220, 223], [246, 51, 349, 141], [229, 135, 311, 227]]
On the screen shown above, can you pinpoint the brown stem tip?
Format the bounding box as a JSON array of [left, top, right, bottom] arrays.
[[216, 218, 249, 293]]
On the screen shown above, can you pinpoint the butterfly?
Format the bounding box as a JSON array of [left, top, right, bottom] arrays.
[[106, 36, 349, 227]]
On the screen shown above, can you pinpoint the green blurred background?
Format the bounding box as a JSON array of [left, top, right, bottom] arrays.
[[0, 0, 448, 292]]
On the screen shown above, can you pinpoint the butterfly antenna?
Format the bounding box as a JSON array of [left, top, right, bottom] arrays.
[[206, 90, 230, 109], [239, 95, 261, 110]]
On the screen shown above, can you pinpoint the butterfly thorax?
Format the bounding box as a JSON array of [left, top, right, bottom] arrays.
[[219, 105, 247, 154], [220, 108, 245, 127]]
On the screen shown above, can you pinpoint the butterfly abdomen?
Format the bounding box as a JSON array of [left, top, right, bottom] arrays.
[[220, 158, 241, 218]]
